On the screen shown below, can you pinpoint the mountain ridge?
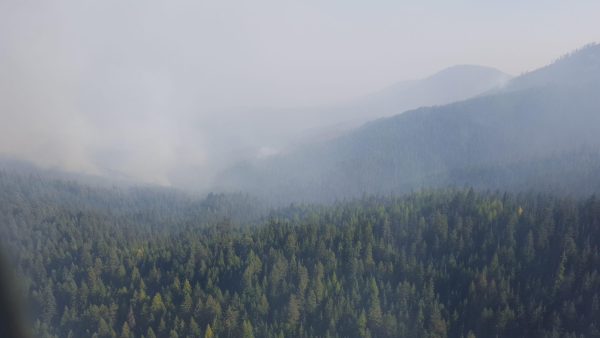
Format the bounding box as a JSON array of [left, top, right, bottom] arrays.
[[216, 44, 600, 203]]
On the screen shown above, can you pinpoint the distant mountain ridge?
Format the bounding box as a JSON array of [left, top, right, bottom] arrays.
[[288, 65, 511, 146], [504, 43, 600, 91], [204, 64, 511, 165], [357, 64, 511, 118], [216, 43, 600, 203]]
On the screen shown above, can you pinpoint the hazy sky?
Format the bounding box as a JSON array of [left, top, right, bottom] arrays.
[[1, 0, 599, 186]]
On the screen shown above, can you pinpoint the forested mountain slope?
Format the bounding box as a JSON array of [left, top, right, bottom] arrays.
[[352, 65, 510, 122], [197, 65, 509, 180], [503, 43, 600, 92], [2, 178, 600, 337], [217, 44, 600, 204], [0, 169, 265, 230]]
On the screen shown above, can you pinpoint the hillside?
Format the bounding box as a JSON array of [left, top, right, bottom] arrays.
[[203, 65, 510, 171], [217, 44, 600, 203], [504, 43, 600, 91], [3, 182, 600, 337], [352, 64, 511, 121], [0, 168, 266, 229]]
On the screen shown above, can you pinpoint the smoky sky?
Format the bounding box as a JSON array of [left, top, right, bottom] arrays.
[[1, 0, 599, 189]]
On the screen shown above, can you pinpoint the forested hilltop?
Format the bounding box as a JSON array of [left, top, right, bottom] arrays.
[[2, 171, 600, 337]]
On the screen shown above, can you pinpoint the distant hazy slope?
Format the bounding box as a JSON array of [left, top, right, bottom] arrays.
[[286, 65, 510, 145], [504, 43, 600, 91], [347, 65, 511, 121], [0, 165, 267, 226], [217, 44, 600, 203], [207, 65, 510, 165]]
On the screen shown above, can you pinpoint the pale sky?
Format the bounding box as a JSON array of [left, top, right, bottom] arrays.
[[1, 0, 599, 186]]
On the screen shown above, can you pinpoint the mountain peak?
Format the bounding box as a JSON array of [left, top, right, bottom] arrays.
[[426, 64, 511, 81]]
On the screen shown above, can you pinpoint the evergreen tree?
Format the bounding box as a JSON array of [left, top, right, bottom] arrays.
[[204, 324, 214, 338]]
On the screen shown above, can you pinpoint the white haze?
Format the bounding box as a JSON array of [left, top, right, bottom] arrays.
[[1, 0, 599, 190]]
